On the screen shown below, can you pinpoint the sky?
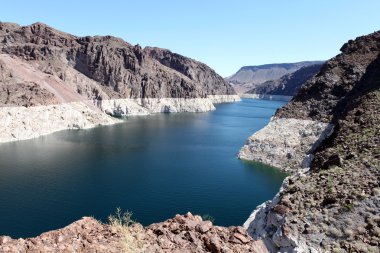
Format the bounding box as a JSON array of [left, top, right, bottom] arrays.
[[1, 0, 380, 77]]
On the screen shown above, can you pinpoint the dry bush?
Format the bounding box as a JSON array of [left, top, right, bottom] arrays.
[[108, 208, 144, 253]]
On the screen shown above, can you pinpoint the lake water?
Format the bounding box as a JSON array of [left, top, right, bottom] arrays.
[[0, 99, 287, 238]]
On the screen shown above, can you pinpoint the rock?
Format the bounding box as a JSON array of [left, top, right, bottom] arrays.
[[0, 217, 124, 252], [230, 233, 250, 244], [204, 236, 221, 253], [238, 117, 333, 173], [0, 236, 12, 244], [321, 154, 342, 169], [273, 204, 289, 215], [301, 154, 314, 168], [196, 221, 212, 234]]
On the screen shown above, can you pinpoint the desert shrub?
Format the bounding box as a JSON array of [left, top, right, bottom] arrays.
[[108, 208, 143, 253]]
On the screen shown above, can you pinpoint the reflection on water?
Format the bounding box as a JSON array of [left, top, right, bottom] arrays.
[[0, 99, 287, 238]]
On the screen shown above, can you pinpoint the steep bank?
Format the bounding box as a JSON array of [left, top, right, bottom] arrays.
[[240, 30, 380, 252], [239, 118, 333, 172], [0, 22, 239, 143]]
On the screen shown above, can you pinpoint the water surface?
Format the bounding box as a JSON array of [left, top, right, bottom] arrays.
[[0, 99, 287, 238]]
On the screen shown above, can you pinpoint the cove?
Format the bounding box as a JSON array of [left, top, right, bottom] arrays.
[[0, 99, 287, 238]]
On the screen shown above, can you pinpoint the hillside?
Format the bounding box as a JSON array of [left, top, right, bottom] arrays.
[[0, 22, 239, 142], [245, 63, 323, 96], [226, 61, 323, 93], [240, 30, 380, 252]]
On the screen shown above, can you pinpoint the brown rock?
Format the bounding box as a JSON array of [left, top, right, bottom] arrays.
[[0, 236, 12, 244], [229, 233, 251, 244], [273, 204, 289, 215], [196, 221, 212, 234], [204, 236, 221, 253]]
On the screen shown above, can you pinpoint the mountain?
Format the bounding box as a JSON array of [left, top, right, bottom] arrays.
[[0, 22, 239, 142], [226, 61, 324, 93], [245, 63, 323, 96], [240, 30, 380, 252]]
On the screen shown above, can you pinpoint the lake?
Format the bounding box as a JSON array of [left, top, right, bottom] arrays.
[[0, 98, 287, 238]]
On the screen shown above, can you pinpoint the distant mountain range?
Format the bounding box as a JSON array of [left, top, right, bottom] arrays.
[[226, 61, 324, 94], [245, 63, 323, 96]]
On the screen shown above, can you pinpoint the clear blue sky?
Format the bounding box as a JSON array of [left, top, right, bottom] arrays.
[[1, 0, 380, 77]]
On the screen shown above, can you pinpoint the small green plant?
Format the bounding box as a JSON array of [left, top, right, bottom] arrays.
[[343, 203, 353, 211]]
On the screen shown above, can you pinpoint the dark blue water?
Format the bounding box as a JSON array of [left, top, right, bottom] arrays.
[[0, 99, 287, 238]]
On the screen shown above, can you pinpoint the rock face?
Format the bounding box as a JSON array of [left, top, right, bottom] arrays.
[[0, 213, 269, 253], [0, 102, 120, 143], [226, 61, 323, 94], [98, 95, 241, 117], [0, 217, 123, 253], [0, 22, 236, 101], [238, 118, 333, 173], [245, 64, 323, 96], [276, 31, 380, 122], [0, 22, 239, 142], [242, 31, 380, 252]]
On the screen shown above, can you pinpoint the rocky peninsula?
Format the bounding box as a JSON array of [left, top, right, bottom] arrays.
[[0, 22, 239, 143]]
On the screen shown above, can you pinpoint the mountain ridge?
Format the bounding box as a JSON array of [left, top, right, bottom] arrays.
[[0, 21, 236, 103], [0, 21, 240, 142], [226, 60, 324, 94], [245, 63, 323, 96]]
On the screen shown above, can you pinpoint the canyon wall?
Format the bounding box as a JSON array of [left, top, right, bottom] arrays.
[[240, 30, 380, 252], [0, 22, 239, 142]]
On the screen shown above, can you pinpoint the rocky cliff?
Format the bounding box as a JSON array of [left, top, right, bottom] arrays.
[[0, 22, 239, 142], [226, 61, 323, 94], [0, 213, 270, 253], [241, 31, 380, 252]]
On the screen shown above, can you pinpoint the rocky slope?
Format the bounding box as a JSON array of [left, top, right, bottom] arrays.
[[0, 213, 269, 253], [245, 64, 323, 96], [226, 61, 323, 94], [241, 31, 380, 252], [0, 22, 239, 142]]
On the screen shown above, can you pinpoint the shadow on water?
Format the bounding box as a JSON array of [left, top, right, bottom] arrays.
[[0, 98, 288, 238]]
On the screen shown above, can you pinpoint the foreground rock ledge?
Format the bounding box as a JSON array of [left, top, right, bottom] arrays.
[[0, 213, 270, 253]]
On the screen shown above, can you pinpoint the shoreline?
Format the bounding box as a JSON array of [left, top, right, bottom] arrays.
[[0, 96, 300, 253], [240, 94, 293, 102], [240, 117, 334, 252], [0, 95, 240, 143]]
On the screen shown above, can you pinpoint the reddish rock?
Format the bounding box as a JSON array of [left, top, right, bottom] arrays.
[[0, 213, 268, 252]]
